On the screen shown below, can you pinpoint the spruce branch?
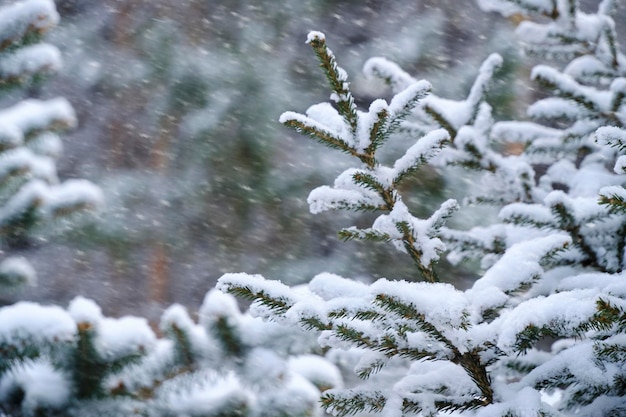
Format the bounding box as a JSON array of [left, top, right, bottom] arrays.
[[505, 0, 558, 18], [584, 299, 626, 333], [211, 316, 245, 358], [394, 220, 439, 283], [279, 113, 354, 155], [594, 342, 626, 363], [73, 322, 107, 399], [165, 323, 197, 369], [363, 56, 416, 92], [601, 18, 620, 69], [0, 1, 59, 53], [531, 66, 602, 113], [423, 104, 457, 138], [351, 171, 390, 202], [374, 294, 457, 350], [338, 227, 392, 244], [596, 126, 626, 152], [610, 79, 626, 112], [218, 278, 294, 315], [514, 324, 562, 353], [356, 359, 385, 379], [321, 390, 386, 417], [306, 31, 358, 134], [364, 106, 389, 161], [232, 286, 292, 314], [381, 81, 432, 142]]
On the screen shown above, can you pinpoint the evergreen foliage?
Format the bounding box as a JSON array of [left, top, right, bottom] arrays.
[[3, 0, 626, 416], [0, 0, 101, 294], [220, 1, 626, 416]]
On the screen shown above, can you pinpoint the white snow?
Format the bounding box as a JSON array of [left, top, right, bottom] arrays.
[[392, 128, 449, 181], [0, 256, 36, 287], [0, 43, 61, 79], [0, 359, 70, 411], [98, 315, 156, 359], [308, 272, 370, 300], [0, 98, 76, 138], [472, 235, 571, 295], [289, 354, 343, 390], [279, 110, 354, 148], [43, 179, 104, 216], [68, 296, 156, 359], [363, 57, 416, 92], [159, 371, 250, 416], [0, 0, 59, 46], [0, 301, 75, 343], [67, 295, 102, 324], [306, 31, 325, 44]]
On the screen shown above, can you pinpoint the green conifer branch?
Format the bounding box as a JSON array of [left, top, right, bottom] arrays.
[[0, 201, 41, 248], [395, 121, 432, 138], [306, 32, 358, 134], [507, 0, 558, 18], [356, 359, 385, 379], [0, 342, 42, 375], [211, 316, 245, 358], [165, 323, 196, 369], [423, 104, 457, 139], [585, 299, 626, 333], [532, 69, 601, 113], [334, 323, 376, 350], [338, 227, 392, 244], [381, 85, 432, 142], [222, 285, 293, 315], [281, 117, 355, 156], [602, 20, 620, 69], [351, 171, 389, 200], [353, 309, 384, 321], [0, 18, 48, 54], [549, 200, 607, 271], [364, 107, 389, 161], [501, 212, 556, 229], [394, 221, 439, 282], [73, 322, 107, 399], [594, 342, 626, 363], [392, 152, 440, 187], [299, 316, 331, 331], [373, 293, 495, 404], [514, 323, 564, 353], [374, 294, 457, 349], [321, 390, 386, 417], [611, 89, 625, 113]]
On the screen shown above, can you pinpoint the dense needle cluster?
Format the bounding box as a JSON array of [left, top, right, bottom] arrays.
[[2, 0, 626, 416]]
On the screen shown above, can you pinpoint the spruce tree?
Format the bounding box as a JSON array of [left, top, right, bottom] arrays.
[[0, 2, 340, 416], [4, 0, 626, 416], [220, 1, 626, 415], [0, 0, 101, 296]]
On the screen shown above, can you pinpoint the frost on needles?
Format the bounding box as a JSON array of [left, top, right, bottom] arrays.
[[3, 0, 626, 417], [221, 2, 626, 415]]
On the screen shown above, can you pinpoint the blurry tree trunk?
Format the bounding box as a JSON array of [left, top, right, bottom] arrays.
[[147, 114, 179, 305], [148, 241, 170, 304]]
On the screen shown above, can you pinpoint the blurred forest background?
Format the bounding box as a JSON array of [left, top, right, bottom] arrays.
[[5, 0, 617, 320]]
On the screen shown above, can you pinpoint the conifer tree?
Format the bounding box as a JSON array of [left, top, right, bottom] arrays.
[[0, 289, 340, 416], [4, 1, 626, 416], [0, 2, 340, 416], [0, 0, 101, 295], [219, 2, 626, 415]]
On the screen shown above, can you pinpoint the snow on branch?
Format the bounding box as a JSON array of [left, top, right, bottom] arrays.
[[0, 0, 59, 53], [363, 56, 417, 92], [0, 43, 61, 86]]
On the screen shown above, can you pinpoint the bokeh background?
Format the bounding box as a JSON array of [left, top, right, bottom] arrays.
[[8, 0, 612, 320]]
